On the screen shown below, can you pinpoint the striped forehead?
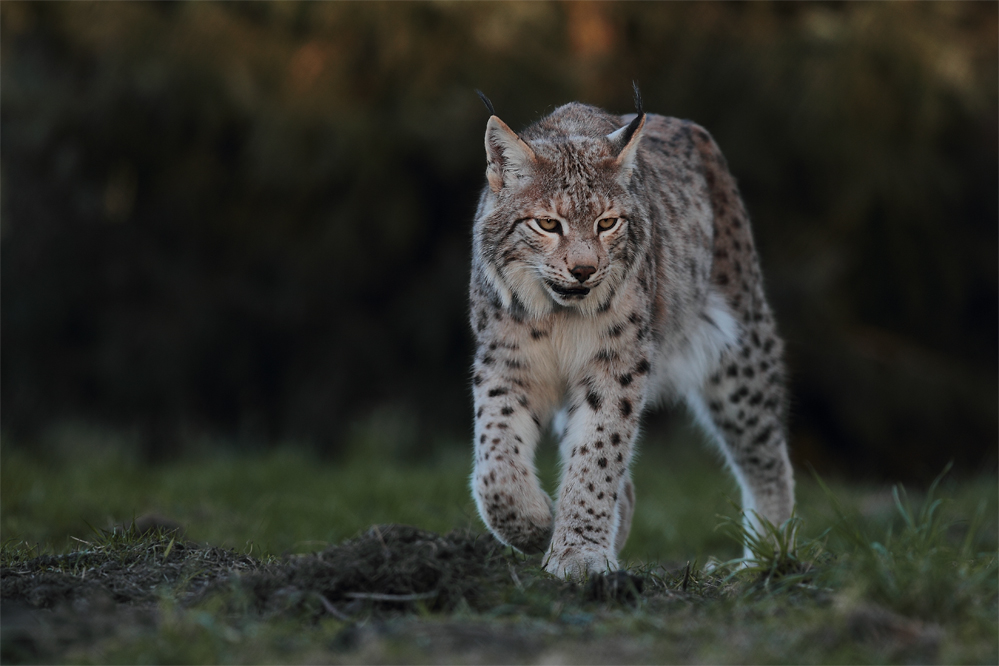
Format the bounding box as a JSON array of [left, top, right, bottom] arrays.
[[537, 137, 611, 177], [533, 137, 616, 216], [550, 189, 609, 222]]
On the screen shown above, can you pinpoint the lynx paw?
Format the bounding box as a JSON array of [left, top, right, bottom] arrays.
[[543, 544, 618, 580], [478, 486, 554, 554]]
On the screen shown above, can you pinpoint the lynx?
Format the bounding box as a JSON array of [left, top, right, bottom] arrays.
[[468, 90, 794, 579]]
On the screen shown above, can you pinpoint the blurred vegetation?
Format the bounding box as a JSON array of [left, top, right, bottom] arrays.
[[0, 425, 736, 561], [3, 423, 996, 567], [1, 2, 996, 479]]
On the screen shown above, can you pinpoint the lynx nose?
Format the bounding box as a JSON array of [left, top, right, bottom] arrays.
[[570, 265, 597, 283]]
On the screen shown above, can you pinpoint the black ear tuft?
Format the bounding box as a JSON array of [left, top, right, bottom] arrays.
[[620, 109, 645, 148], [476, 90, 496, 116], [632, 81, 643, 116]]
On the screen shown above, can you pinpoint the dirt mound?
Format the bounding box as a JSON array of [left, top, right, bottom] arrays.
[[241, 525, 511, 616]]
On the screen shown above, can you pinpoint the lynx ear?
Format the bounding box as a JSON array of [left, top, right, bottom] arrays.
[[608, 112, 646, 183], [485, 116, 536, 193]]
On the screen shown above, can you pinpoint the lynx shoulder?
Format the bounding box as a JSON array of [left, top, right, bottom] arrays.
[[468, 95, 793, 579]]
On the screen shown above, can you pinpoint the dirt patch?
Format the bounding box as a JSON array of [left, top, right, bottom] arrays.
[[1, 525, 669, 663], [240, 524, 524, 616], [1, 524, 564, 617], [2, 525, 967, 664]]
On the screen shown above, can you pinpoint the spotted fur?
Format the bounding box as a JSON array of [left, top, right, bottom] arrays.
[[469, 99, 794, 579]]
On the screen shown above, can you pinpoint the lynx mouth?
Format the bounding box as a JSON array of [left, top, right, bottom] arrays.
[[545, 280, 590, 298]]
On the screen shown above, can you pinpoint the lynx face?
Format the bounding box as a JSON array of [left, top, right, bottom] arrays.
[[474, 117, 648, 318]]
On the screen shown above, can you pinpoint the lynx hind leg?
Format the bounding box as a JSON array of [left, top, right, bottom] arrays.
[[613, 478, 635, 555], [690, 324, 794, 536]]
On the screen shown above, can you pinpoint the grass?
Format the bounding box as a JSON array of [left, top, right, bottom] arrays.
[[1, 421, 996, 664], [1, 420, 751, 561]]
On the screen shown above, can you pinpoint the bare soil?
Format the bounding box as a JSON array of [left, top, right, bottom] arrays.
[[1, 525, 663, 663]]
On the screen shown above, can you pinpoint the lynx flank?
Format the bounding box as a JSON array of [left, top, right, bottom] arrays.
[[469, 92, 794, 579]]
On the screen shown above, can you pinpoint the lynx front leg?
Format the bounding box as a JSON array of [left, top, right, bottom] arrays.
[[471, 342, 557, 554], [545, 354, 648, 579], [693, 323, 794, 538]]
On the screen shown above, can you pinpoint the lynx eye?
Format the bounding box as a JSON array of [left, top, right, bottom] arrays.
[[536, 217, 560, 232], [597, 217, 620, 231]]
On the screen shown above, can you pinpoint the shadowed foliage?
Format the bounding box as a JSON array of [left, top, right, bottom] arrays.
[[1, 2, 996, 480]]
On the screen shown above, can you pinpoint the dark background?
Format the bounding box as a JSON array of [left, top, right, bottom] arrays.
[[2, 2, 996, 481]]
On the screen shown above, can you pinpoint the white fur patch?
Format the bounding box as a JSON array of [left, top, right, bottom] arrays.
[[549, 313, 608, 381], [552, 407, 569, 439], [649, 290, 740, 402]]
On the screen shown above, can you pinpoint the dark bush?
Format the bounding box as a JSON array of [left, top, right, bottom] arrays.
[[2, 2, 995, 479]]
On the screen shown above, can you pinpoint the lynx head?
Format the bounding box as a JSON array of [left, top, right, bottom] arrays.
[[473, 101, 648, 318]]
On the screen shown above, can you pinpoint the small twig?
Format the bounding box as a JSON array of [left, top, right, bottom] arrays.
[[318, 594, 351, 621], [509, 563, 524, 591], [681, 561, 691, 592], [344, 591, 438, 602], [371, 525, 391, 560]]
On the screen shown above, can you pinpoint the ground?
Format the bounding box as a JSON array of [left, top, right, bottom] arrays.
[[1, 423, 996, 664]]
